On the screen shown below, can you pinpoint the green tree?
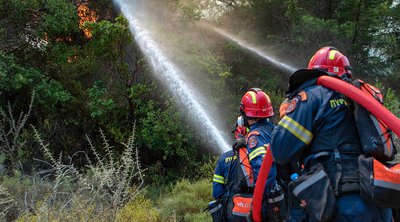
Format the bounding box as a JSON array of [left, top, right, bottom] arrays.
[[85, 16, 141, 123]]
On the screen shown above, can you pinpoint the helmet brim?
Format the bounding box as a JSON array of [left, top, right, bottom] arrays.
[[289, 69, 328, 87]]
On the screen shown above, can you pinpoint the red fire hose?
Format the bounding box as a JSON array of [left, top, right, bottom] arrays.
[[252, 145, 274, 222], [317, 76, 400, 137]]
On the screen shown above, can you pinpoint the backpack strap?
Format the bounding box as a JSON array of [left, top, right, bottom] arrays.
[[303, 148, 342, 197], [226, 151, 239, 194], [239, 147, 254, 188], [333, 147, 342, 197]]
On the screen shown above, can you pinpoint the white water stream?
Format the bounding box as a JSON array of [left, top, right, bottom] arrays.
[[113, 0, 231, 153], [210, 26, 298, 74]]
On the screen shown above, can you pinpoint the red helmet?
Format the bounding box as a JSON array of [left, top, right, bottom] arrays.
[[308, 46, 352, 77], [240, 88, 274, 118]]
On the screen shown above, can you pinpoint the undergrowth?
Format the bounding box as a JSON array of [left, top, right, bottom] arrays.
[[1, 125, 145, 221], [159, 179, 212, 222]]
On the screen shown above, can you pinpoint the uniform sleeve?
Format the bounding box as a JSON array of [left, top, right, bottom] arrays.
[[212, 155, 226, 199], [271, 93, 318, 164], [246, 133, 269, 185]]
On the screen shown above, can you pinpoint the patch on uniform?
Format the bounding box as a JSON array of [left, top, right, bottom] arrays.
[[248, 135, 258, 149], [285, 97, 299, 114], [279, 98, 290, 119], [298, 90, 308, 101]]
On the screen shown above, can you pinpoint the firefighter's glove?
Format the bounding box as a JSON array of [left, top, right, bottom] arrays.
[[232, 138, 246, 152]]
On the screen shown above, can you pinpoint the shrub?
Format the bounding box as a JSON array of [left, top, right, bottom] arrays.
[[15, 195, 114, 222], [0, 93, 34, 172], [81, 128, 145, 211], [159, 179, 213, 222], [198, 155, 218, 179], [0, 184, 17, 221], [0, 171, 47, 221], [184, 212, 212, 222], [4, 126, 146, 221], [115, 195, 159, 222]]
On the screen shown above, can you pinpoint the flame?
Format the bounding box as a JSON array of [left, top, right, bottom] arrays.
[[77, 3, 97, 38]]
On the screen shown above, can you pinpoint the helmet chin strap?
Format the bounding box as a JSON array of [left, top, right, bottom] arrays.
[[243, 115, 250, 128], [340, 73, 353, 83], [240, 110, 251, 128]]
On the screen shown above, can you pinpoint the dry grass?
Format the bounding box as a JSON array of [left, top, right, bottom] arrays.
[[1, 125, 145, 221], [0, 92, 34, 171], [0, 184, 16, 221]]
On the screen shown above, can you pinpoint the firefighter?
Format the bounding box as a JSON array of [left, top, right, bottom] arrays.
[[239, 88, 278, 220], [210, 122, 248, 222], [212, 122, 247, 200], [271, 46, 392, 221], [212, 149, 237, 200], [212, 88, 279, 221], [239, 88, 276, 187], [210, 148, 237, 222]]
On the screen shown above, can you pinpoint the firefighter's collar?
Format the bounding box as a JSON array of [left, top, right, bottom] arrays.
[[250, 118, 272, 131]]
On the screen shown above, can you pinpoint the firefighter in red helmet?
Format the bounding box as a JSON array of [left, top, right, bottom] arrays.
[[232, 88, 280, 221], [239, 88, 276, 182], [271, 46, 392, 222], [308, 46, 352, 78]]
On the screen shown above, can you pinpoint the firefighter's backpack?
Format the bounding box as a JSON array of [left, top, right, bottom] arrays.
[[352, 79, 396, 163], [227, 147, 254, 222], [288, 70, 396, 163], [358, 155, 400, 208], [227, 145, 287, 222], [352, 80, 400, 208]]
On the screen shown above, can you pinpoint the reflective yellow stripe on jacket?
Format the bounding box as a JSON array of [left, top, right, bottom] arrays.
[[213, 174, 225, 184], [249, 146, 267, 161], [278, 116, 313, 145]]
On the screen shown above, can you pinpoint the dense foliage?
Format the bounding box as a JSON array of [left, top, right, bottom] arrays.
[[0, 0, 207, 184]]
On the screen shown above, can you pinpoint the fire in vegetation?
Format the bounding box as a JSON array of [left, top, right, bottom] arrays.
[[77, 3, 98, 38]]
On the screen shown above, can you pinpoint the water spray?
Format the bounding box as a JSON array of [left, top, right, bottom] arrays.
[[207, 25, 298, 74], [113, 0, 231, 153]]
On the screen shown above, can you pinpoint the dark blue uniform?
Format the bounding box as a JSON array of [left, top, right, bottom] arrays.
[[246, 118, 278, 220], [213, 150, 237, 199], [271, 79, 392, 222], [245, 118, 277, 190]]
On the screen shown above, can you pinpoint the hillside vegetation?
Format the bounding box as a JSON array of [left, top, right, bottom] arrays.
[[0, 0, 399, 221]]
